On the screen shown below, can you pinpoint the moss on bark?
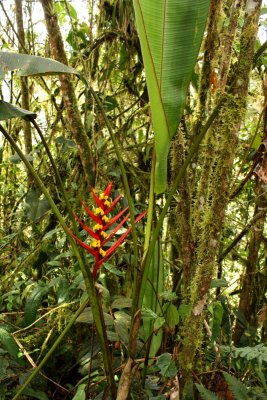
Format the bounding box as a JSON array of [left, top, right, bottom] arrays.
[[40, 0, 95, 186], [177, 0, 262, 383]]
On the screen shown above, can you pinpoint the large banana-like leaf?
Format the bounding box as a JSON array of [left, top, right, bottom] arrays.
[[0, 52, 76, 79], [0, 100, 37, 120], [133, 0, 210, 193]]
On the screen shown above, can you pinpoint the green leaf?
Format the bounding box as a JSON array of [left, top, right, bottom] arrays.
[[106, 331, 119, 341], [76, 307, 114, 326], [234, 344, 267, 363], [0, 353, 13, 379], [43, 228, 59, 240], [22, 388, 49, 400], [111, 297, 133, 309], [156, 352, 177, 378], [0, 51, 77, 79], [178, 304, 192, 320], [195, 384, 219, 400], [163, 303, 179, 330], [210, 301, 224, 342], [160, 291, 177, 302], [114, 311, 131, 346], [142, 307, 158, 320], [154, 316, 165, 330], [0, 328, 20, 361], [0, 100, 37, 121], [24, 285, 49, 326], [25, 190, 51, 221], [103, 262, 124, 276], [55, 136, 76, 150], [72, 384, 86, 400], [133, 0, 210, 193], [9, 152, 34, 163], [210, 278, 228, 288], [54, 277, 70, 305]]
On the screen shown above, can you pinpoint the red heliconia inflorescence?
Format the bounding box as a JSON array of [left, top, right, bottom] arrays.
[[68, 182, 146, 279]]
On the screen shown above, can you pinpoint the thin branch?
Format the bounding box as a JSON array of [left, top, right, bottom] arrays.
[[218, 208, 267, 262]]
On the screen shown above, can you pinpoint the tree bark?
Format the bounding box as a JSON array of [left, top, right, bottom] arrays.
[[233, 70, 267, 344], [40, 0, 95, 186], [178, 0, 262, 385], [15, 0, 33, 184]]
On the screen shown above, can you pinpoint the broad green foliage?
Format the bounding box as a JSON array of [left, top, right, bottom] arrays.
[[0, 51, 76, 79], [0, 0, 266, 398], [20, 388, 49, 400], [0, 328, 20, 361], [72, 384, 86, 400], [25, 190, 51, 221], [24, 284, 50, 326], [133, 0, 210, 192], [0, 100, 37, 121], [221, 344, 267, 364], [156, 352, 177, 378], [0, 52, 76, 121]]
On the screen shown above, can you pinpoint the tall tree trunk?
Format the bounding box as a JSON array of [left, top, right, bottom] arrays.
[[233, 71, 267, 344], [233, 194, 266, 344], [178, 0, 262, 386], [40, 0, 95, 186], [15, 0, 33, 184]]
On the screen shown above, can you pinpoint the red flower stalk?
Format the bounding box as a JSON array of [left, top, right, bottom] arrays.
[[68, 183, 146, 279]]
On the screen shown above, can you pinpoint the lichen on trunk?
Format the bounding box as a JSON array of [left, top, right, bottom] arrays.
[[176, 0, 262, 383]]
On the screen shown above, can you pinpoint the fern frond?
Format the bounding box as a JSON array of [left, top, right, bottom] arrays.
[[223, 372, 250, 400], [195, 383, 220, 400]]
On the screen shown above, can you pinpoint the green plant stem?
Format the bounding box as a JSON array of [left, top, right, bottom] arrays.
[[12, 297, 89, 400], [0, 123, 116, 398], [143, 149, 155, 254], [29, 117, 79, 234], [87, 83, 139, 279], [119, 95, 227, 400], [138, 95, 226, 306], [218, 207, 267, 262]]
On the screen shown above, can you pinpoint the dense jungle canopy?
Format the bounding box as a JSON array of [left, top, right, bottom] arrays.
[[0, 0, 267, 399]]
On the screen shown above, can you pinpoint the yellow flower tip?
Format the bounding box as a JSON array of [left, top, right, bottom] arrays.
[[91, 239, 101, 248], [93, 224, 103, 232], [99, 248, 106, 257], [100, 231, 108, 239], [104, 200, 111, 207], [102, 215, 109, 224], [95, 207, 104, 216], [99, 193, 109, 201]]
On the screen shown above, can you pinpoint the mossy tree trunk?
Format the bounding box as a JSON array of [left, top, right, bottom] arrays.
[[15, 0, 33, 185], [233, 191, 267, 344], [233, 72, 267, 345], [40, 0, 95, 186], [171, 0, 263, 385]]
